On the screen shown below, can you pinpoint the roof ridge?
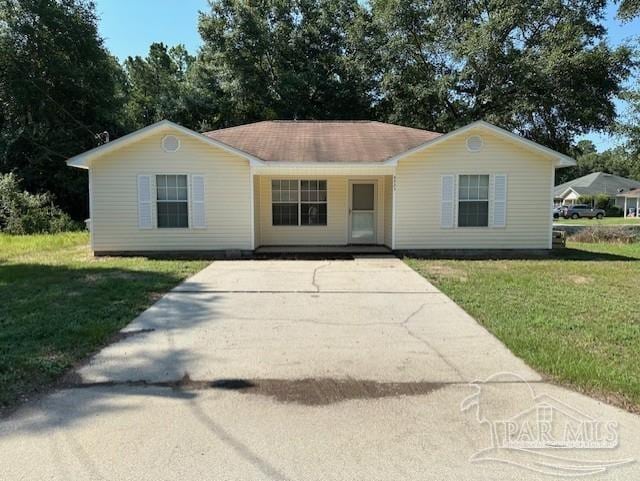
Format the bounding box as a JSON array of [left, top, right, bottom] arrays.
[[269, 119, 373, 123], [370, 120, 441, 135], [202, 120, 271, 136], [204, 119, 441, 135]]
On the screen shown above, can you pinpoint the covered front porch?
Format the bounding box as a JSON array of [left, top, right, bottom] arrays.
[[250, 167, 395, 250], [620, 190, 640, 218]]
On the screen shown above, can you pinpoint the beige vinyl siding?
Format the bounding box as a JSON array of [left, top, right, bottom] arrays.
[[257, 175, 387, 246], [91, 130, 252, 251], [395, 128, 554, 249], [384, 176, 393, 247]]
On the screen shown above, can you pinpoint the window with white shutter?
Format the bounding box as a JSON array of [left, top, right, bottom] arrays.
[[440, 175, 455, 228], [156, 175, 189, 228], [492, 174, 507, 227], [137, 175, 153, 229], [458, 175, 489, 227], [191, 175, 206, 228]]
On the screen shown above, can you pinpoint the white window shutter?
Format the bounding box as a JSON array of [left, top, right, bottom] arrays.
[[493, 174, 507, 227], [191, 175, 206, 228], [137, 175, 153, 229], [440, 175, 455, 228]]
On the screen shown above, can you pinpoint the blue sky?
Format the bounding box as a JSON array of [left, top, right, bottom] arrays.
[[95, 0, 639, 151], [96, 0, 207, 61]]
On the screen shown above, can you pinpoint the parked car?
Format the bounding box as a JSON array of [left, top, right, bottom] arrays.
[[553, 206, 564, 219], [563, 204, 605, 219]]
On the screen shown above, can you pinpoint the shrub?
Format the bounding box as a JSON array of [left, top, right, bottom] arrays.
[[569, 226, 637, 244], [594, 193, 611, 210], [606, 205, 623, 217], [0, 173, 79, 234], [577, 195, 594, 206]]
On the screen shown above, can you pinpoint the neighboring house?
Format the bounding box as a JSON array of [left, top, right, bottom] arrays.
[[618, 189, 640, 218], [554, 172, 640, 209], [66, 119, 575, 255]]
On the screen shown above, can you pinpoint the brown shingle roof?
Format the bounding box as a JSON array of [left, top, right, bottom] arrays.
[[203, 120, 441, 162]]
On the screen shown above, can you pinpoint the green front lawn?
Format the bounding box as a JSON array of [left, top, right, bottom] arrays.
[[406, 242, 640, 413], [554, 217, 640, 225], [0, 232, 208, 413]]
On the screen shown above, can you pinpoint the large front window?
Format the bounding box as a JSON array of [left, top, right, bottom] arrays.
[[272, 179, 327, 226], [458, 175, 489, 227], [156, 174, 188, 228]]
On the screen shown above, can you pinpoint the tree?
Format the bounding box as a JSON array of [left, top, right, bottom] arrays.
[[370, 0, 633, 153], [0, 173, 77, 234], [555, 139, 640, 185], [196, 0, 375, 126], [617, 0, 640, 21], [124, 42, 219, 130], [0, 0, 127, 219]]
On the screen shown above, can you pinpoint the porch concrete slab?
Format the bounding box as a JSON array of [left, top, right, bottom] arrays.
[[255, 245, 392, 255], [1, 382, 638, 481]]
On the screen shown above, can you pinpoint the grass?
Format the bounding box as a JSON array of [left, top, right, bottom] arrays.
[[0, 232, 208, 413], [554, 217, 640, 225], [406, 242, 640, 412]]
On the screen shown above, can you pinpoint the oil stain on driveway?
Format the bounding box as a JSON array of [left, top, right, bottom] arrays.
[[1, 257, 638, 480]]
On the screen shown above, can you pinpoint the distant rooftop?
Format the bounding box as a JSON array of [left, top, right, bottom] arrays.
[[203, 120, 441, 163], [554, 172, 640, 197]]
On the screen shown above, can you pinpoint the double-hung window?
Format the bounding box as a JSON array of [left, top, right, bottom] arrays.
[[271, 180, 299, 226], [300, 180, 327, 225], [156, 174, 189, 228], [272, 179, 327, 226], [458, 175, 489, 227]]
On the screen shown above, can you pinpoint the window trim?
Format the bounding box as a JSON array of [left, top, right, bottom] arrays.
[[271, 179, 328, 227], [155, 173, 191, 229], [456, 174, 490, 229]]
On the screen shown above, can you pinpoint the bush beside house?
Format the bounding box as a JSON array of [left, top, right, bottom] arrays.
[[0, 173, 79, 234]]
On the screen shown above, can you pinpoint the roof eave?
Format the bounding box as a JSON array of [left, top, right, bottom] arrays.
[[66, 120, 263, 169], [251, 161, 396, 174], [387, 120, 576, 167]]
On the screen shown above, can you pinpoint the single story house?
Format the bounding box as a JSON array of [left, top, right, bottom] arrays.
[[66, 119, 575, 255], [554, 172, 640, 209]]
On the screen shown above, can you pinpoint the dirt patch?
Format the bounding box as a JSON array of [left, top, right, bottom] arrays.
[[148, 291, 164, 303], [422, 264, 468, 282], [172, 376, 445, 405], [83, 273, 102, 283], [112, 328, 155, 342], [566, 275, 593, 285], [82, 272, 145, 284]]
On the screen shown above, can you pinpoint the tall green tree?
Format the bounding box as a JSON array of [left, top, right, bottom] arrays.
[[124, 42, 220, 130], [371, 0, 633, 153], [0, 0, 127, 218], [612, 89, 640, 181], [617, 0, 640, 21], [196, 0, 375, 125]]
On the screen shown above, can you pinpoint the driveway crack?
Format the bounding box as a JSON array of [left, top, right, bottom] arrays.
[[400, 303, 466, 382], [311, 262, 331, 292]]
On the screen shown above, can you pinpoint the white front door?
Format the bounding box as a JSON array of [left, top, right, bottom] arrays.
[[349, 181, 376, 244]]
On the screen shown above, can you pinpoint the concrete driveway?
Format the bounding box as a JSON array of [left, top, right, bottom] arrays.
[[1, 257, 639, 480]]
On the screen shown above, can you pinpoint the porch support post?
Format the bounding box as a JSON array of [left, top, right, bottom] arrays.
[[624, 197, 628, 218], [637, 197, 639, 218]]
